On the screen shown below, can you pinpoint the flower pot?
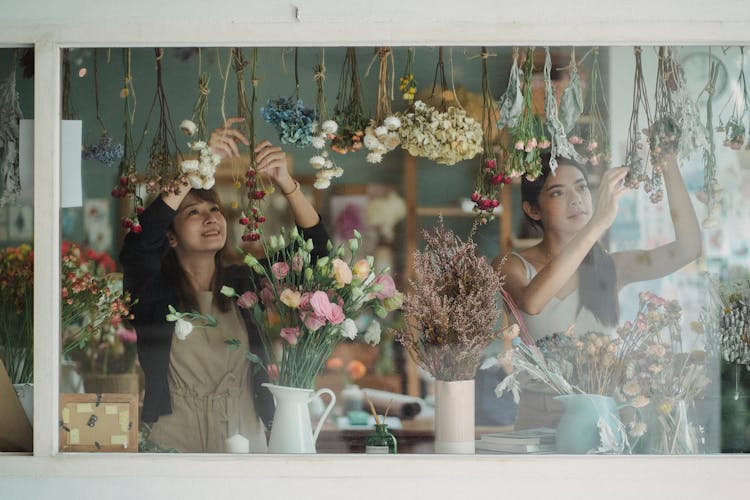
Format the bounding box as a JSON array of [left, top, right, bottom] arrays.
[[12, 383, 33, 427], [554, 394, 624, 454], [434, 379, 475, 454], [263, 383, 336, 453], [83, 372, 139, 395]]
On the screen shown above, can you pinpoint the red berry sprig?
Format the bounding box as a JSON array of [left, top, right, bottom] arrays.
[[239, 166, 268, 241]]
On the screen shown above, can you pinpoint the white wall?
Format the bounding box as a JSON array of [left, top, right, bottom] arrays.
[[1, 1, 750, 498]]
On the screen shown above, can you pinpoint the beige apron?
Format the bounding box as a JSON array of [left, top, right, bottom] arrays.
[[149, 292, 267, 452]]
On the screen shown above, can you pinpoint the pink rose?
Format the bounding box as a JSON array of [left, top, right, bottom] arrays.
[[326, 303, 345, 325], [373, 274, 396, 300], [280, 327, 301, 345], [272, 262, 290, 280], [300, 311, 326, 331], [237, 291, 259, 309], [310, 290, 333, 318]]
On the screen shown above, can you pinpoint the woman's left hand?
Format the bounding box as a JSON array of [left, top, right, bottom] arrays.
[[254, 140, 295, 192]]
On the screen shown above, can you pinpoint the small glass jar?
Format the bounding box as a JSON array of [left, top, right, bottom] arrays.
[[365, 424, 397, 454]]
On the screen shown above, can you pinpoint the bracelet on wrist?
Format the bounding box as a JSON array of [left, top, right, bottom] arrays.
[[281, 180, 300, 197]]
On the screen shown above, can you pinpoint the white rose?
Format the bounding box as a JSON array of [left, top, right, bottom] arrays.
[[364, 320, 381, 345], [174, 318, 194, 340], [340, 318, 357, 340], [180, 119, 197, 136]]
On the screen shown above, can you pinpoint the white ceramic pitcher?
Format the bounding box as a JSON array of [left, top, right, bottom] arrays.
[[263, 383, 336, 453]]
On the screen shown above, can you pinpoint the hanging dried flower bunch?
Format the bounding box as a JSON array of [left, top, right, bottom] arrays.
[[111, 49, 143, 234], [142, 48, 184, 197], [471, 47, 506, 222], [623, 47, 656, 200], [0, 49, 23, 207], [568, 48, 611, 170], [647, 46, 682, 203], [331, 48, 368, 154], [179, 48, 221, 192], [496, 48, 523, 130], [234, 47, 269, 242], [363, 47, 401, 164], [308, 49, 343, 189], [718, 47, 749, 151], [503, 48, 549, 180], [397, 47, 482, 166], [543, 47, 582, 173], [261, 49, 316, 147], [696, 58, 723, 228], [399, 48, 417, 103], [670, 50, 708, 161], [82, 49, 124, 168], [559, 49, 584, 137]]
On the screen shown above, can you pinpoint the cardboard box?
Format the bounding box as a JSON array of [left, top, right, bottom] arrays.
[[59, 393, 138, 452]]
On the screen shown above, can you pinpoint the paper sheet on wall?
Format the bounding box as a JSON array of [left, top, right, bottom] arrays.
[[19, 119, 82, 208]]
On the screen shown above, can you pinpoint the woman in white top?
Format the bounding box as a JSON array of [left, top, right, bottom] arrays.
[[501, 152, 701, 429]]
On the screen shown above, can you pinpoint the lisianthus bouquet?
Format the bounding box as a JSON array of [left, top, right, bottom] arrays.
[[396, 219, 505, 381], [221, 227, 401, 389], [0, 243, 133, 384]]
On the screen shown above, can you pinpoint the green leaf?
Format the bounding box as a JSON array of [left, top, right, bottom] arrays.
[[224, 338, 241, 350], [245, 351, 263, 365]]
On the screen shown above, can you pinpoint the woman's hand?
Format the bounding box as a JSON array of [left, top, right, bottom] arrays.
[[589, 166, 630, 233], [208, 117, 249, 159], [254, 140, 295, 193]]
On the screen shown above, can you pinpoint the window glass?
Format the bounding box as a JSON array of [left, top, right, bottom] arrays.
[[0, 47, 34, 453], [57, 46, 745, 455]]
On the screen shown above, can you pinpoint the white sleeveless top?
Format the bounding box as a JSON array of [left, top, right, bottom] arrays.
[[510, 252, 609, 342]]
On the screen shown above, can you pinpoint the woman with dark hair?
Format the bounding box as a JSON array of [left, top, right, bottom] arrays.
[[121, 119, 329, 452], [502, 153, 701, 429]]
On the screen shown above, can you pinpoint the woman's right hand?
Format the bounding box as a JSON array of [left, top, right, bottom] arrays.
[[589, 166, 630, 233], [208, 117, 250, 159]]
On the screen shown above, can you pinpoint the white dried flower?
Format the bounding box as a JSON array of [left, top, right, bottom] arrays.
[[375, 125, 388, 138], [366, 152, 383, 164], [187, 174, 205, 189], [321, 120, 338, 135], [311, 136, 326, 150], [363, 133, 380, 150], [309, 156, 326, 169], [384, 115, 401, 131], [180, 119, 197, 136], [313, 177, 331, 190], [189, 140, 207, 151], [180, 160, 200, 173]]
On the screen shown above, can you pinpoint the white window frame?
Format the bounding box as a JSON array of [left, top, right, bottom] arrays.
[[1, 1, 749, 497]]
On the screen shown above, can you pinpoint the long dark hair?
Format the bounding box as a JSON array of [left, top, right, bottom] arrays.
[[162, 188, 232, 313], [521, 153, 619, 326]]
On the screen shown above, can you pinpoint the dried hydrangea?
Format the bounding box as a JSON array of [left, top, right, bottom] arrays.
[[82, 134, 125, 167], [396, 100, 483, 166], [261, 97, 316, 147]]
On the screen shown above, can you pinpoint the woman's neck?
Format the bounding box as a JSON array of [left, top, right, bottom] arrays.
[[177, 253, 217, 292]]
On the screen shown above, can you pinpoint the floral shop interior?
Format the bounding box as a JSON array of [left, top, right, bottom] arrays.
[[2, 2, 750, 494]]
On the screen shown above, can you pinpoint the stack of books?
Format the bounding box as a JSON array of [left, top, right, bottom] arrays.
[[476, 428, 556, 454]]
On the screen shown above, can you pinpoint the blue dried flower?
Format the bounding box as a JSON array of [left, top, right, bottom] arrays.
[[82, 134, 125, 167], [261, 97, 316, 146]]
